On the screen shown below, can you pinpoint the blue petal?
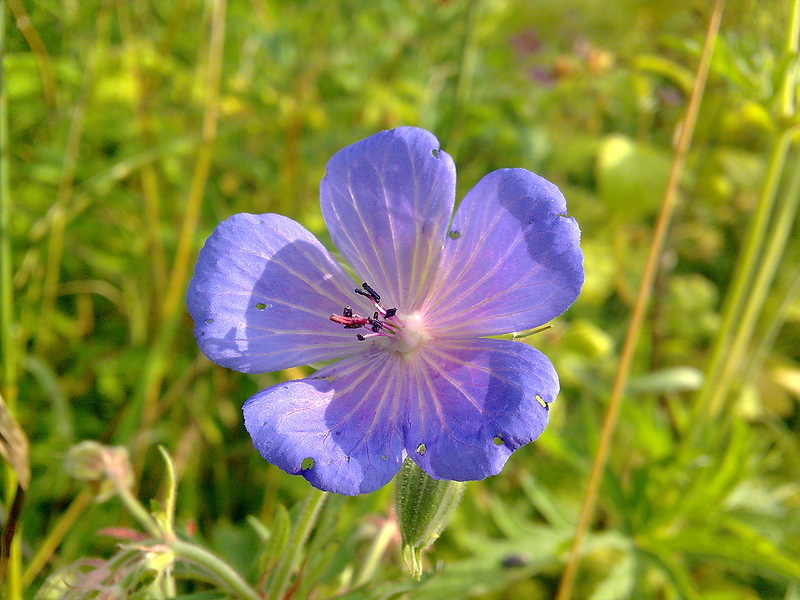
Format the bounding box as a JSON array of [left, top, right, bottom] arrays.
[[187, 213, 369, 373], [423, 169, 584, 337], [243, 352, 407, 495], [405, 338, 557, 482], [320, 127, 456, 313]]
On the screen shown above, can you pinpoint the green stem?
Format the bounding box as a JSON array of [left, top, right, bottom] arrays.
[[695, 127, 794, 420], [170, 539, 259, 600], [266, 489, 327, 600], [696, 0, 800, 421], [741, 270, 800, 387], [115, 483, 162, 540], [709, 141, 800, 413], [780, 0, 800, 117]]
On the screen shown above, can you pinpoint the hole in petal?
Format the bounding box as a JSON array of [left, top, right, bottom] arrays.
[[448, 230, 461, 240], [204, 318, 214, 324], [255, 302, 268, 310], [301, 457, 315, 470], [415, 444, 426, 456], [535, 394, 548, 409], [493, 436, 504, 446], [381, 455, 387, 460], [431, 148, 440, 158]]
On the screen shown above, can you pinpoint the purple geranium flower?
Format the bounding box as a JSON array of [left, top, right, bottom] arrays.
[[187, 127, 583, 495]]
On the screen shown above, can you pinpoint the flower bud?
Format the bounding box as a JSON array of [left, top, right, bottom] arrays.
[[393, 458, 464, 579], [65, 440, 133, 501]]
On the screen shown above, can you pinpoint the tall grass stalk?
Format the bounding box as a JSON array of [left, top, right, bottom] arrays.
[[0, 3, 23, 596], [21, 489, 93, 588], [554, 1, 726, 597]]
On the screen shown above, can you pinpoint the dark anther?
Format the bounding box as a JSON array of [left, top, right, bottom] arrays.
[[360, 282, 381, 303], [333, 282, 395, 341]]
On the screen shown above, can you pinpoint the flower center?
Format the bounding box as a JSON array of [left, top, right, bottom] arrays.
[[329, 282, 429, 355]]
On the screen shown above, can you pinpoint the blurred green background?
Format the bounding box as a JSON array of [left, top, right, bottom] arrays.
[[2, 0, 800, 598]]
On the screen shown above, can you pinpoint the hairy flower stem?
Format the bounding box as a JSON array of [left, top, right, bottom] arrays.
[[109, 465, 258, 600], [115, 482, 163, 540], [555, 1, 725, 598]]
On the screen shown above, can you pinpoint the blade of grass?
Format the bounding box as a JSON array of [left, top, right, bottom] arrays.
[[36, 0, 111, 352], [21, 488, 93, 588], [554, 1, 725, 598], [1, 3, 22, 596]]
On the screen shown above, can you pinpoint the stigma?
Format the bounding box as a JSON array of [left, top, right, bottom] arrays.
[[329, 282, 429, 355]]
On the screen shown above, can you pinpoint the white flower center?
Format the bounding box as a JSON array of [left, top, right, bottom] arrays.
[[386, 312, 429, 355]]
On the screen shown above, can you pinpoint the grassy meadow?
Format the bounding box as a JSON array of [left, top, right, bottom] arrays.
[[2, 0, 800, 598]]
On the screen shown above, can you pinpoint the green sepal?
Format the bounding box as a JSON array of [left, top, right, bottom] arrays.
[[393, 458, 465, 579]]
